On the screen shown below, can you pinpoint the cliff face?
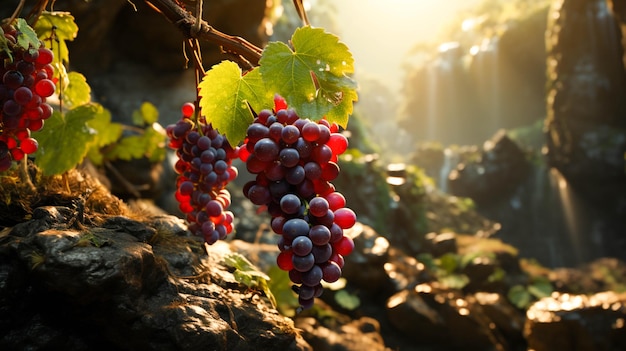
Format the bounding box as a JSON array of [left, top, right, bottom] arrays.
[[545, 0, 626, 204]]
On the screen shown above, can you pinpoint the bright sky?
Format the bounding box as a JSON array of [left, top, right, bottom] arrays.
[[332, 0, 480, 93]]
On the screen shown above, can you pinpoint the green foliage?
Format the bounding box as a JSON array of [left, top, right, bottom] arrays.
[[198, 26, 357, 145], [267, 266, 299, 316], [198, 63, 274, 144], [132, 101, 160, 126], [14, 18, 40, 51], [33, 104, 100, 175], [224, 253, 276, 308], [260, 26, 357, 126], [34, 11, 78, 65], [63, 72, 91, 108], [334, 290, 360, 310], [508, 276, 553, 309]]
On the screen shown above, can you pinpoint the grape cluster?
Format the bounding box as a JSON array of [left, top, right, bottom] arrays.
[[166, 103, 239, 244], [0, 25, 56, 172], [241, 95, 356, 311]]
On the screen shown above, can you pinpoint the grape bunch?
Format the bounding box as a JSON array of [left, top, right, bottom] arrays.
[[241, 95, 356, 311], [166, 103, 239, 245], [0, 24, 56, 172]]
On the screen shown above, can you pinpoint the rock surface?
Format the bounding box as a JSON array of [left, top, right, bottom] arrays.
[[525, 291, 626, 351], [0, 206, 310, 351]]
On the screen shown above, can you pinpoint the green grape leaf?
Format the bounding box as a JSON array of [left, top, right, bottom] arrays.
[[335, 290, 360, 310], [63, 72, 91, 108], [85, 106, 123, 166], [103, 123, 166, 162], [259, 26, 357, 126], [33, 104, 101, 175], [34, 11, 79, 64], [87, 106, 123, 147], [267, 266, 298, 316], [0, 27, 11, 61], [104, 135, 145, 161], [437, 253, 459, 274], [144, 125, 167, 162], [508, 285, 532, 309], [132, 101, 159, 126], [224, 253, 276, 307], [14, 19, 40, 51], [198, 62, 273, 145], [528, 277, 553, 299], [438, 273, 469, 290]]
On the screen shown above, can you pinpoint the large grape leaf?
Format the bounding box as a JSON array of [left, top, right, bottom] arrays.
[[34, 11, 78, 65], [259, 26, 358, 126], [33, 104, 100, 175], [198, 62, 274, 145]]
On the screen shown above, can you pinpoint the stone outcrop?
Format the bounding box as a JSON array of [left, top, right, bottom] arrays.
[[0, 206, 310, 351]]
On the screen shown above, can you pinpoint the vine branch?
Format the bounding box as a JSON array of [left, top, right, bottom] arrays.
[[143, 0, 263, 67]]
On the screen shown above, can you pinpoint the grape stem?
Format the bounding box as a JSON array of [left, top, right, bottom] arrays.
[[144, 0, 263, 67]]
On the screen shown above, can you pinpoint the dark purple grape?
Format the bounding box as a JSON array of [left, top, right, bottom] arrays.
[[286, 165, 305, 185], [298, 284, 316, 300], [281, 125, 300, 144], [280, 194, 301, 214], [3, 70, 23, 89], [247, 184, 271, 205], [279, 148, 300, 167], [246, 123, 269, 141], [312, 243, 332, 263], [292, 253, 315, 272], [13, 86, 33, 105], [197, 135, 211, 150], [309, 197, 329, 217], [309, 225, 331, 245], [254, 138, 279, 162], [302, 265, 323, 286], [292, 236, 313, 256], [322, 261, 342, 283], [304, 162, 322, 180], [282, 218, 310, 240]]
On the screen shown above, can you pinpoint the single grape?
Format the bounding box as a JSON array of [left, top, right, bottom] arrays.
[[292, 236, 313, 256], [20, 137, 38, 154], [292, 253, 315, 272], [301, 265, 323, 287], [309, 225, 331, 245]]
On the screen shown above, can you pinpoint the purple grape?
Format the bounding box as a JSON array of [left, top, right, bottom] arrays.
[[302, 265, 323, 286], [279, 148, 300, 167], [282, 218, 310, 240], [286, 165, 305, 185], [281, 125, 300, 144], [292, 236, 313, 256], [292, 253, 315, 272], [322, 261, 342, 283], [312, 243, 332, 263], [280, 194, 301, 214], [309, 197, 329, 217], [3, 70, 23, 90], [309, 225, 331, 245], [254, 138, 279, 162], [197, 135, 211, 150]]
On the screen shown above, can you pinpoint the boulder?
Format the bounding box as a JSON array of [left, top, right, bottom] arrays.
[[0, 206, 310, 350], [525, 291, 626, 351]]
